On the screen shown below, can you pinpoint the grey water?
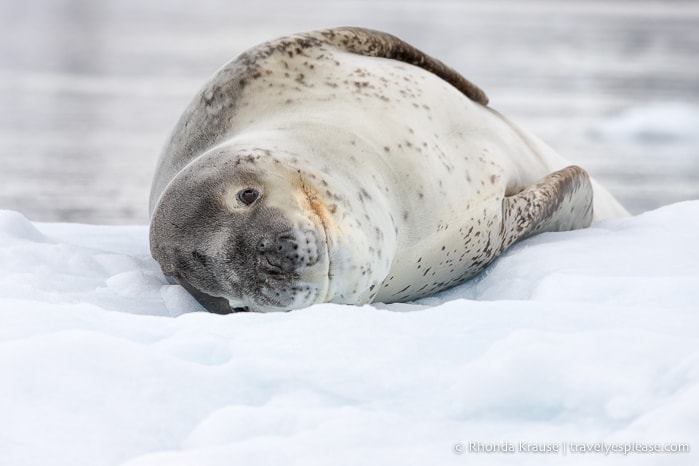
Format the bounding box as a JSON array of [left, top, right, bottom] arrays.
[[1, 0, 698, 224]]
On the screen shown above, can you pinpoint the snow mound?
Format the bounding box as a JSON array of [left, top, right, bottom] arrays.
[[590, 103, 699, 142], [1, 203, 698, 466]]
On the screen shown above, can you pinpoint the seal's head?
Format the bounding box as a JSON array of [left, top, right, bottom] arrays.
[[149, 146, 332, 313]]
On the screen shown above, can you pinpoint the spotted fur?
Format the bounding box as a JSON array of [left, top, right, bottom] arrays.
[[149, 27, 628, 313]]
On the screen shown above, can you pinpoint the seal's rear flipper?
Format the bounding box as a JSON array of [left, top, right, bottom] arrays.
[[318, 27, 489, 106], [502, 165, 593, 249]]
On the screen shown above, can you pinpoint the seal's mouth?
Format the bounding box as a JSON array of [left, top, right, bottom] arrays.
[[175, 277, 249, 314]]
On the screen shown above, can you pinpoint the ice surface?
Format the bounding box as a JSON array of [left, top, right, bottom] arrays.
[[1, 203, 698, 465]]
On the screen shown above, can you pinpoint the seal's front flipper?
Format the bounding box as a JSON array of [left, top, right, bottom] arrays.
[[502, 165, 593, 249]]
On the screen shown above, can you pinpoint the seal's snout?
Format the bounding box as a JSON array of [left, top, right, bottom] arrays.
[[257, 233, 299, 275], [257, 229, 320, 276], [248, 227, 326, 310]]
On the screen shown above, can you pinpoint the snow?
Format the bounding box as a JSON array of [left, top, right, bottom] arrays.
[[1, 202, 698, 466]]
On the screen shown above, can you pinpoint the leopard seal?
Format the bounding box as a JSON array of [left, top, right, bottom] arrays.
[[148, 27, 628, 313]]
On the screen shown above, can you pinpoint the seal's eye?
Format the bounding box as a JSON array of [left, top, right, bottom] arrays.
[[237, 188, 260, 206]]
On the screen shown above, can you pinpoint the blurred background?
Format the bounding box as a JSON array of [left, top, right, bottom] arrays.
[[1, 0, 698, 224]]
